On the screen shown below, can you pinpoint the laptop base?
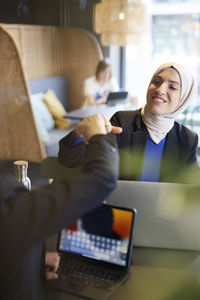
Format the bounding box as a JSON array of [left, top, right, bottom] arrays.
[[48, 256, 129, 300]]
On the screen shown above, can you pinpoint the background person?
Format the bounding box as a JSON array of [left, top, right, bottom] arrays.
[[0, 115, 122, 300], [83, 60, 119, 107], [58, 62, 198, 183]]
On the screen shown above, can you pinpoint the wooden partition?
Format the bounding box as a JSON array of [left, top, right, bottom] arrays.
[[0, 24, 102, 162], [0, 26, 46, 162], [1, 24, 103, 110]]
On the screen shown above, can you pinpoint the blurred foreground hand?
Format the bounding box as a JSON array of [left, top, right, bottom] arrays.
[[45, 252, 60, 280]]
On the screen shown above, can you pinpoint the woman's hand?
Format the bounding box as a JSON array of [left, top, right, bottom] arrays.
[[76, 114, 122, 143], [45, 252, 60, 280]]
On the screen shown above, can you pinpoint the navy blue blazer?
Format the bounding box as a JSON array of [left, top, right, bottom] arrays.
[[58, 109, 198, 183]]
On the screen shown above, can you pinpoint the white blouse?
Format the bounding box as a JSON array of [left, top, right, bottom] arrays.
[[84, 76, 119, 100]]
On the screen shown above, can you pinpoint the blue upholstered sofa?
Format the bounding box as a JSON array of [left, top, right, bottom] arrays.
[[28, 76, 75, 157]]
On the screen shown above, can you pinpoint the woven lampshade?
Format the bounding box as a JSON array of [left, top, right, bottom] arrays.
[[94, 0, 148, 46]]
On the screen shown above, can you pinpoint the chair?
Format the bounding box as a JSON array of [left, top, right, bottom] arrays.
[[0, 25, 46, 163]]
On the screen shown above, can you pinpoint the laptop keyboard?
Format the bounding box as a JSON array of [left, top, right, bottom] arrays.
[[58, 258, 124, 291], [60, 229, 128, 266]]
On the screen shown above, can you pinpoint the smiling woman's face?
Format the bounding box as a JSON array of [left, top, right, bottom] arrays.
[[146, 67, 181, 115]]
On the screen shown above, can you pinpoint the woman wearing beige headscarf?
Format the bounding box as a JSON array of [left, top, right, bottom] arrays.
[[141, 62, 196, 144], [59, 62, 198, 183]]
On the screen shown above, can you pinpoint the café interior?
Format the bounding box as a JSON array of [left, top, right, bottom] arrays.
[[0, 1, 200, 300]]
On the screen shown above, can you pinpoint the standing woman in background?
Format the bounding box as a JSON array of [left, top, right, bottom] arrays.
[[83, 60, 119, 107]]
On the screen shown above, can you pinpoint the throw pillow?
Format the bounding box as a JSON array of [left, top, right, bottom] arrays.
[[30, 92, 54, 131], [30, 92, 54, 143], [32, 112, 49, 144], [43, 89, 70, 129]]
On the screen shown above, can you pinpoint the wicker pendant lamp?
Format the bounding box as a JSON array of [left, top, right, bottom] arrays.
[[94, 0, 149, 46]]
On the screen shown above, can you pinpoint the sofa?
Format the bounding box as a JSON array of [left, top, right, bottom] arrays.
[[28, 76, 75, 157]]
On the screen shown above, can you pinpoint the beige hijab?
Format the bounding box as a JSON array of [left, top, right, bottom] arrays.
[[141, 62, 196, 144]]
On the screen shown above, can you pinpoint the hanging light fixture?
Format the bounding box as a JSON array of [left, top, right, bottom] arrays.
[[94, 0, 149, 46]]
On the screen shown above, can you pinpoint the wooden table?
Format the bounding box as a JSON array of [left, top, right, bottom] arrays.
[[64, 103, 135, 122]]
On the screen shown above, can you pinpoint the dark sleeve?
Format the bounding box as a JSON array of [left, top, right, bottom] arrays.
[[58, 130, 88, 167], [58, 112, 123, 168], [110, 110, 137, 146], [187, 131, 199, 165], [110, 111, 123, 127], [110, 111, 126, 145], [0, 134, 118, 263], [110, 109, 141, 128]]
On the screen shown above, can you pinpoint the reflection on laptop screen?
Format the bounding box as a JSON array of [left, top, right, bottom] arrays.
[[59, 205, 135, 267]]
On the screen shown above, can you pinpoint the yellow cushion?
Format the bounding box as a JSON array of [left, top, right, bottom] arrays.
[[43, 89, 70, 129]]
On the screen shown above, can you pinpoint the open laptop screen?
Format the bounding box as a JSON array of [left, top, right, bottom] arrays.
[[106, 91, 128, 101], [58, 204, 136, 267]]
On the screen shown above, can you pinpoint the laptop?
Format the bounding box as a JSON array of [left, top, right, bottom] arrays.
[[106, 91, 128, 105], [48, 203, 137, 300], [105, 180, 200, 251]]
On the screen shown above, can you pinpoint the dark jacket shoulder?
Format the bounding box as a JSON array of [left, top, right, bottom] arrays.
[[111, 109, 142, 131], [110, 109, 198, 181], [173, 121, 198, 146], [171, 121, 198, 164], [111, 109, 198, 151]]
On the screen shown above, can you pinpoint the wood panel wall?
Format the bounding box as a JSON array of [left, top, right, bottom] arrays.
[[2, 24, 103, 110]]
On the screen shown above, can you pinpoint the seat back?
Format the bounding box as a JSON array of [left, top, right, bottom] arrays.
[[28, 76, 70, 111], [0, 26, 46, 163]]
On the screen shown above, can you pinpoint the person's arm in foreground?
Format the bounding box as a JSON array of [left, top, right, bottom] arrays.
[[0, 115, 122, 268], [58, 115, 122, 167]]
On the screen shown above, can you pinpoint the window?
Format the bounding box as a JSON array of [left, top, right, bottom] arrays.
[[125, 0, 200, 109]]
